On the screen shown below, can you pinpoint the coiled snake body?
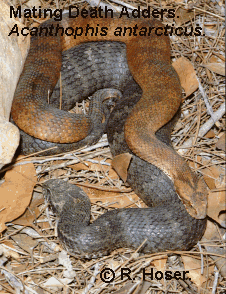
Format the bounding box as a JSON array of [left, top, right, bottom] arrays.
[[12, 12, 207, 257]]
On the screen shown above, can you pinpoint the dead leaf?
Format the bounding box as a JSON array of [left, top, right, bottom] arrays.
[[11, 233, 39, 254], [182, 256, 214, 288], [204, 63, 225, 76], [13, 196, 43, 227], [173, 57, 199, 97], [204, 130, 215, 138], [12, 264, 29, 274], [209, 54, 225, 63], [108, 166, 120, 180], [203, 176, 216, 190], [175, 8, 199, 25], [152, 257, 167, 272], [42, 276, 73, 289], [203, 164, 223, 181], [0, 163, 36, 233], [216, 133, 225, 151], [152, 257, 167, 284], [203, 220, 220, 240], [111, 153, 132, 182], [81, 186, 140, 209], [207, 190, 225, 224], [69, 162, 89, 171], [51, 168, 68, 178]]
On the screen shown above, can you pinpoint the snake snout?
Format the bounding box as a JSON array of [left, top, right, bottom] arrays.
[[186, 196, 207, 219], [174, 177, 207, 219]]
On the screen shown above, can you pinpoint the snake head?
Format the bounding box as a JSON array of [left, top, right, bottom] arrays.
[[174, 174, 208, 219]]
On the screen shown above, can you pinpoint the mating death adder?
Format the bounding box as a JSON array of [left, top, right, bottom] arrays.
[[11, 11, 207, 220]]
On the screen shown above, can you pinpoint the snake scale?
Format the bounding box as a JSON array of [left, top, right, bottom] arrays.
[[12, 12, 207, 258]]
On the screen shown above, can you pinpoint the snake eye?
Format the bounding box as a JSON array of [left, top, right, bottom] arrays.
[[103, 97, 118, 111]]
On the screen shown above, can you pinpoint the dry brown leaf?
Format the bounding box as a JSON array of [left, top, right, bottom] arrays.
[[203, 165, 223, 181], [216, 133, 225, 151], [11, 233, 39, 254], [13, 263, 29, 274], [175, 7, 198, 25], [209, 55, 220, 63], [82, 186, 140, 209], [203, 176, 216, 190], [204, 63, 225, 76], [182, 256, 214, 288], [203, 220, 220, 240], [207, 190, 225, 224], [69, 162, 89, 171], [108, 166, 120, 180], [152, 257, 167, 284], [173, 57, 199, 97], [152, 257, 167, 272], [111, 153, 132, 182], [0, 162, 36, 233], [51, 168, 68, 178], [204, 130, 215, 138], [13, 196, 43, 227]]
